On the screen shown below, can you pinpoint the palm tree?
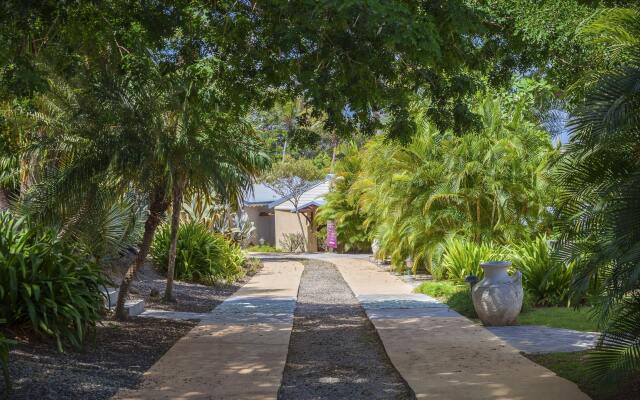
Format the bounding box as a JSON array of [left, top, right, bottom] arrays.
[[162, 86, 269, 300], [554, 7, 640, 379], [348, 92, 555, 273]]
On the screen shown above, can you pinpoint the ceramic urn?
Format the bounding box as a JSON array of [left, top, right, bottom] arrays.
[[471, 261, 523, 326]]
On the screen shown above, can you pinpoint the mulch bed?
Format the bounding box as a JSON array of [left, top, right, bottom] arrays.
[[1, 317, 197, 400]]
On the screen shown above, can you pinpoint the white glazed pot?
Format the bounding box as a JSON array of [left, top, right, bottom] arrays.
[[471, 261, 523, 326], [371, 239, 380, 259]]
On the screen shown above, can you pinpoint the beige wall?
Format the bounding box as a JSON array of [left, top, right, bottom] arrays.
[[275, 210, 318, 251], [243, 206, 275, 246]]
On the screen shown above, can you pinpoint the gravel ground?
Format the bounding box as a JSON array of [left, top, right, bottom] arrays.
[[2, 317, 196, 400], [107, 255, 263, 313], [278, 260, 415, 400], [132, 263, 242, 312]]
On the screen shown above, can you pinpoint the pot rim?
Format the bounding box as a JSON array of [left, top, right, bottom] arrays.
[[480, 260, 512, 268]]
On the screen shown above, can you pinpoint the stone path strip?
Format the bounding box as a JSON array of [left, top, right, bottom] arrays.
[[278, 260, 414, 399], [377, 263, 599, 355], [114, 260, 303, 400], [329, 256, 591, 400], [486, 326, 598, 354]]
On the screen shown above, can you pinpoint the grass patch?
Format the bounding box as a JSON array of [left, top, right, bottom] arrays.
[[518, 307, 598, 332], [416, 280, 477, 319], [415, 281, 597, 331], [246, 244, 281, 253], [416, 280, 466, 299], [526, 351, 640, 400]]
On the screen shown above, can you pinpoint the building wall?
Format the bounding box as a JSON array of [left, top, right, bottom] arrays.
[[275, 210, 310, 250], [243, 206, 275, 246]]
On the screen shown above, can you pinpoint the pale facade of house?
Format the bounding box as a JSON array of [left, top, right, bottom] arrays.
[[242, 177, 331, 251]]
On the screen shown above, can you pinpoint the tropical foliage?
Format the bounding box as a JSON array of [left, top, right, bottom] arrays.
[[554, 7, 640, 379], [0, 213, 107, 351], [440, 239, 503, 283], [511, 236, 575, 307], [325, 89, 556, 272], [316, 142, 370, 252], [151, 221, 245, 285]]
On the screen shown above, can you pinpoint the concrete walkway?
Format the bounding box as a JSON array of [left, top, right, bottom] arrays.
[[114, 260, 303, 400], [486, 326, 598, 354], [327, 256, 590, 400]]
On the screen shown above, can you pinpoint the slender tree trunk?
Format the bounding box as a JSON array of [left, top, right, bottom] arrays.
[[164, 177, 184, 302], [330, 139, 338, 173], [476, 198, 481, 243], [293, 199, 306, 252], [115, 186, 168, 320], [0, 188, 9, 211], [281, 138, 288, 161]]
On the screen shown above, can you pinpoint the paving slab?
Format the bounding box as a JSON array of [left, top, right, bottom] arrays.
[[487, 326, 598, 354], [114, 260, 303, 400], [328, 256, 591, 400]]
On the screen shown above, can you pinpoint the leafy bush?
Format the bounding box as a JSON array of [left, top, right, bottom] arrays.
[[151, 221, 245, 285], [279, 233, 306, 252], [0, 213, 106, 351], [441, 239, 506, 283], [510, 236, 574, 306]]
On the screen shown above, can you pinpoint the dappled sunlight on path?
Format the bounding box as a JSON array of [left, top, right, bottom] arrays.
[[113, 260, 303, 400], [326, 255, 591, 400]]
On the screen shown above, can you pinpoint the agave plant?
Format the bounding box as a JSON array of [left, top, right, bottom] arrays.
[[231, 212, 256, 246]]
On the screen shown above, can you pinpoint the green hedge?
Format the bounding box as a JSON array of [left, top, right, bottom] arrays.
[[0, 213, 107, 351], [151, 221, 245, 285]]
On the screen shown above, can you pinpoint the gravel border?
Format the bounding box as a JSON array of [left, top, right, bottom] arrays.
[[278, 259, 415, 399], [2, 317, 197, 400]]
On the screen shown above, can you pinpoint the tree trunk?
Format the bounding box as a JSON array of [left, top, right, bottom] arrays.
[[115, 186, 168, 320], [0, 188, 9, 211], [281, 138, 288, 161], [164, 178, 184, 302], [294, 200, 307, 252], [330, 137, 339, 172]]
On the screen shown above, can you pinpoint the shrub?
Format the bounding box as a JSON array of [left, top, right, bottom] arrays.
[[441, 239, 506, 283], [151, 221, 245, 285], [279, 233, 306, 252], [0, 213, 106, 351], [510, 236, 574, 306]]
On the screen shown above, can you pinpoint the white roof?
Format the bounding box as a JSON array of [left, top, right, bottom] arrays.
[[274, 179, 331, 211], [243, 183, 283, 207]]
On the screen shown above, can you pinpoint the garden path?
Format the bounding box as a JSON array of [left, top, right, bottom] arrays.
[[114, 260, 303, 400], [324, 255, 591, 400]]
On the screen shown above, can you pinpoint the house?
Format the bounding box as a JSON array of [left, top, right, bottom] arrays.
[[243, 176, 332, 251]]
